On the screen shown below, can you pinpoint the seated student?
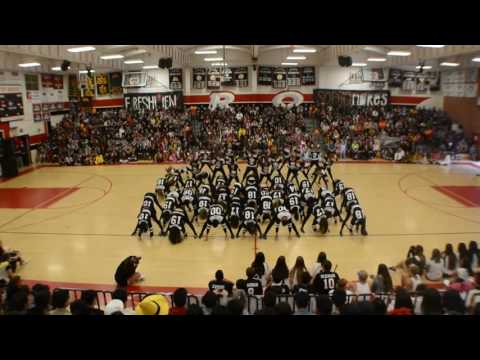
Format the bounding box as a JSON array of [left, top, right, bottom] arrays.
[[292, 271, 314, 295], [208, 270, 233, 296], [401, 264, 423, 292], [293, 291, 314, 315], [254, 290, 277, 315], [251, 252, 270, 287], [240, 267, 263, 296], [49, 289, 71, 315], [27, 284, 51, 315], [352, 270, 372, 301], [425, 249, 444, 282], [169, 288, 188, 315], [81, 290, 104, 315], [104, 288, 136, 315], [312, 260, 340, 295], [315, 294, 333, 315], [201, 290, 219, 315], [465, 272, 480, 314], [388, 288, 414, 316]]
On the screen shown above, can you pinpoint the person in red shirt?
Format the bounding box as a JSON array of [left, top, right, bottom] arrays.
[[168, 288, 188, 315]]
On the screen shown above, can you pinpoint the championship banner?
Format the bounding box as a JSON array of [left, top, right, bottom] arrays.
[[313, 89, 390, 107], [68, 74, 81, 100], [124, 91, 183, 111], [219, 67, 234, 87], [301, 66, 316, 86], [272, 67, 287, 89], [192, 68, 206, 89], [41, 74, 53, 88], [109, 72, 123, 95], [95, 73, 110, 96], [286, 67, 301, 87], [0, 85, 24, 122], [83, 74, 95, 97], [427, 71, 441, 92], [257, 66, 273, 86], [233, 67, 248, 87], [416, 74, 428, 93], [53, 75, 64, 90], [207, 68, 221, 89], [169, 68, 183, 91], [402, 71, 416, 92], [388, 68, 403, 88]]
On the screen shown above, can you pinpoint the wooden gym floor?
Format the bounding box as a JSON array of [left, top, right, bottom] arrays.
[[1, 161, 479, 291]]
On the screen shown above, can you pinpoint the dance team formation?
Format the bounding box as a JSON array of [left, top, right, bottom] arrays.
[[132, 146, 367, 243]]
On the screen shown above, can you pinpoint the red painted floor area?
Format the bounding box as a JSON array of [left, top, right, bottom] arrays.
[[0, 187, 79, 209], [432, 186, 480, 207]]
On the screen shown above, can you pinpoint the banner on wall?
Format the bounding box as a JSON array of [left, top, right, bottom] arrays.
[[53, 75, 64, 89], [95, 73, 110, 96], [232, 67, 248, 87], [192, 68, 206, 89], [207, 68, 221, 89], [272, 67, 287, 89], [286, 67, 301, 87], [68, 74, 81, 100], [0, 85, 24, 122], [41, 74, 53, 88], [124, 91, 184, 111], [169, 68, 183, 91], [109, 72, 123, 95], [301, 67, 316, 86], [388, 68, 403, 87], [257, 66, 273, 86], [313, 89, 390, 107]]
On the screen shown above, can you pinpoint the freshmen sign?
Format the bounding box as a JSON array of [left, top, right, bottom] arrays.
[[124, 91, 183, 111]]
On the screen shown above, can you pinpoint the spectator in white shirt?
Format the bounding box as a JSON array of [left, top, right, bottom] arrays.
[[310, 252, 327, 281], [425, 249, 444, 282], [353, 270, 371, 301]]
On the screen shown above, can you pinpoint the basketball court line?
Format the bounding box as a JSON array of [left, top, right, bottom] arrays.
[[0, 175, 96, 230]]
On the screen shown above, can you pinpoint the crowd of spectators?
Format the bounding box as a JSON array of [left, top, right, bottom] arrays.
[[2, 240, 479, 315], [37, 103, 477, 166]]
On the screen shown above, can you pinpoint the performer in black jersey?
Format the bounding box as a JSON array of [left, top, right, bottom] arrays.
[[339, 187, 359, 215], [236, 206, 262, 238], [258, 156, 271, 186], [244, 180, 259, 208], [211, 157, 227, 183], [301, 200, 328, 234], [180, 186, 196, 212], [193, 193, 212, 223], [333, 179, 345, 197], [198, 203, 235, 240], [199, 151, 212, 173], [286, 191, 302, 221], [261, 205, 301, 239], [340, 203, 368, 236], [279, 148, 291, 172], [260, 190, 273, 223], [242, 154, 259, 184], [311, 162, 330, 189], [322, 192, 341, 223], [285, 156, 301, 188], [228, 196, 242, 229], [161, 207, 198, 244], [132, 208, 163, 238]]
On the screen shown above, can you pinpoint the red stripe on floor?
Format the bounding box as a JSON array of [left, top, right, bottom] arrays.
[[432, 186, 480, 207]]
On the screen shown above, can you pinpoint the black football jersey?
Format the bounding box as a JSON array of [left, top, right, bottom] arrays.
[[245, 279, 263, 296], [313, 271, 340, 295], [197, 196, 211, 210], [245, 185, 258, 203], [261, 195, 273, 213], [287, 193, 301, 210], [168, 210, 187, 231], [243, 207, 257, 224]]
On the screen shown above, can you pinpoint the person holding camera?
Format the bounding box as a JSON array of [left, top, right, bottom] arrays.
[[114, 256, 144, 288]]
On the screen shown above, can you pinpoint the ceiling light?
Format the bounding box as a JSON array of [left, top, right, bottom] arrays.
[[387, 51, 411, 56], [67, 46, 96, 53], [416, 45, 445, 48], [79, 70, 96, 74], [51, 66, 62, 71], [18, 62, 41, 68], [293, 48, 317, 53], [472, 58, 480, 62], [352, 63, 367, 67], [416, 65, 432, 70], [143, 65, 159, 69], [100, 54, 124, 60], [440, 62, 459, 67], [367, 58, 386, 62], [195, 50, 217, 54], [287, 56, 306, 60], [282, 62, 298, 66], [211, 63, 228, 66], [204, 57, 223, 61], [124, 59, 144, 64]]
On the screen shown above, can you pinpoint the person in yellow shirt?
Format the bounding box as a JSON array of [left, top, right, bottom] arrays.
[[95, 154, 104, 165]]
